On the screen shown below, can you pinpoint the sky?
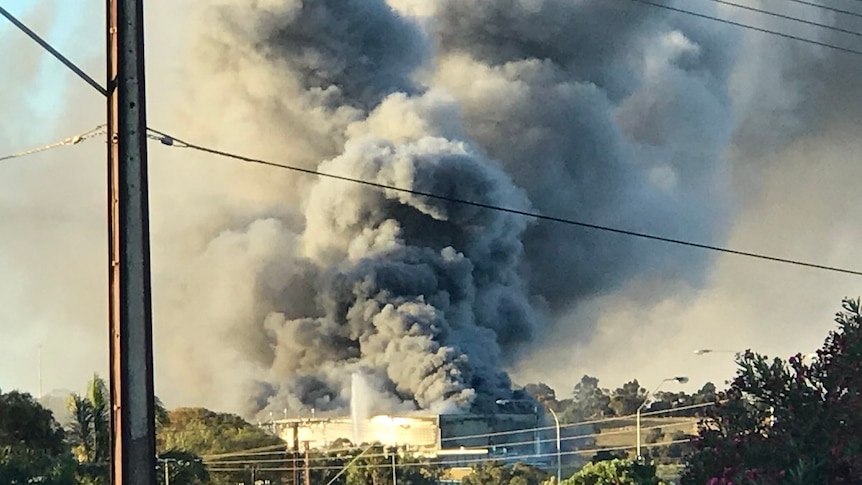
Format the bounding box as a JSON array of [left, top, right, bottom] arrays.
[[0, 0, 185, 398], [1, 0, 861, 414], [0, 0, 103, 397]]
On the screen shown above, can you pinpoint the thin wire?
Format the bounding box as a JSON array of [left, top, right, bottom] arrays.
[[0, 125, 106, 163], [628, 0, 862, 56], [782, 0, 862, 20], [203, 419, 699, 466], [438, 401, 711, 442], [200, 443, 289, 459], [705, 0, 862, 37], [202, 420, 702, 466], [0, 6, 107, 96], [324, 442, 376, 485], [3, 0, 860, 275], [206, 439, 692, 473], [146, 128, 862, 277], [200, 401, 716, 462]]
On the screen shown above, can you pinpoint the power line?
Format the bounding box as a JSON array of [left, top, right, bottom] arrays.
[[0, 6, 106, 96], [3, 0, 860, 278], [782, 0, 862, 20], [203, 417, 704, 466], [146, 128, 862, 277], [439, 401, 713, 442], [628, 0, 862, 56], [201, 401, 717, 462], [704, 0, 862, 37], [206, 439, 693, 473], [203, 419, 699, 467], [0, 125, 105, 163]]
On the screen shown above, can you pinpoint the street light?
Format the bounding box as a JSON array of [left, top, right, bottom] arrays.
[[696, 348, 817, 363], [636, 376, 688, 462], [496, 399, 561, 484], [157, 457, 202, 485], [693, 349, 740, 356], [547, 407, 561, 484]]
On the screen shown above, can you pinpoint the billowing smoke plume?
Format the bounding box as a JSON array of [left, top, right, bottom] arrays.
[[428, 0, 736, 313], [2, 0, 859, 415], [260, 135, 535, 413], [165, 0, 542, 415], [157, 0, 738, 416]]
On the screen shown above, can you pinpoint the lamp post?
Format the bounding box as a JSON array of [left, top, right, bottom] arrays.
[[158, 458, 171, 485], [547, 407, 561, 484], [158, 456, 203, 485], [391, 446, 397, 485], [693, 349, 740, 356], [496, 399, 560, 483], [636, 376, 688, 462]]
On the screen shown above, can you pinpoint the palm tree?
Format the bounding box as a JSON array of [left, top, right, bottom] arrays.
[[66, 375, 172, 484], [66, 375, 110, 485]]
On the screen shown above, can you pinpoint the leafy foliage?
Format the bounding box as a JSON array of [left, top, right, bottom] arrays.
[[63, 375, 188, 485], [158, 407, 283, 455], [343, 445, 442, 485], [157, 449, 208, 485], [562, 376, 612, 422], [648, 383, 717, 417], [65, 375, 110, 485], [159, 407, 283, 485], [563, 458, 665, 485], [0, 389, 75, 485], [525, 383, 560, 410], [682, 298, 862, 484], [609, 380, 647, 417], [461, 461, 549, 485]]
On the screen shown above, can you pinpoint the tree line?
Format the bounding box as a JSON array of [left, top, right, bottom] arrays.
[[466, 298, 862, 484], [0, 377, 283, 485], [525, 375, 718, 423], [3, 297, 862, 484]]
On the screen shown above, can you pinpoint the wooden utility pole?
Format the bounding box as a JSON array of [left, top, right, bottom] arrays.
[[106, 1, 156, 484]]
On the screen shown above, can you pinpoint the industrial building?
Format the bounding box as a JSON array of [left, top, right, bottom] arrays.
[[265, 412, 587, 467]]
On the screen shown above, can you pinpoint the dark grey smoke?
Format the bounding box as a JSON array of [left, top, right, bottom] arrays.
[[432, 0, 737, 314], [173, 0, 740, 415], [213, 0, 428, 111], [731, 7, 862, 163], [260, 137, 533, 413], [434, 0, 666, 101]]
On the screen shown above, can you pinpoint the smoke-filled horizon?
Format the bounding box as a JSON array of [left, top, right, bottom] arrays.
[[2, 0, 861, 418]]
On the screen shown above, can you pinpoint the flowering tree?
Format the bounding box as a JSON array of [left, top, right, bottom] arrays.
[[682, 298, 862, 484]]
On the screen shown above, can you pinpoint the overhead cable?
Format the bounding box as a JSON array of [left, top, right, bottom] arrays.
[[704, 0, 862, 37], [782, 0, 862, 20], [628, 0, 862, 56], [146, 128, 862, 277], [206, 438, 693, 473], [200, 401, 717, 460], [0, 6, 106, 95], [0, 125, 105, 163], [203, 419, 700, 466]]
